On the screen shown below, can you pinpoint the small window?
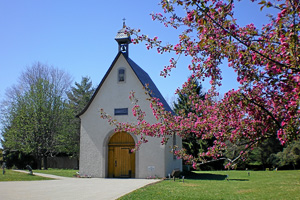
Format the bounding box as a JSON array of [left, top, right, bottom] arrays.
[[114, 108, 128, 116], [118, 68, 125, 82]]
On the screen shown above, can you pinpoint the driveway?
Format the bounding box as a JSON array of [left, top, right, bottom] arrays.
[[0, 171, 160, 200]]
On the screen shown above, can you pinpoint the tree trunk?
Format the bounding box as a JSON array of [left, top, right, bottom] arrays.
[[36, 156, 42, 170], [43, 156, 48, 170]]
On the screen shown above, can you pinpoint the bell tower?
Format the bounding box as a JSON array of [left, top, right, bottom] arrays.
[[115, 19, 131, 58]]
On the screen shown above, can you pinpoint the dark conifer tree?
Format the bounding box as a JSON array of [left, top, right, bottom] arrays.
[[64, 77, 95, 160], [173, 77, 208, 163]]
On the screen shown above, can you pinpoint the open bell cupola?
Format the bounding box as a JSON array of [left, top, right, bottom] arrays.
[[115, 20, 131, 58]]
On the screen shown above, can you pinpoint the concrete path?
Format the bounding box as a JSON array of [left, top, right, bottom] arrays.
[[0, 170, 160, 200]]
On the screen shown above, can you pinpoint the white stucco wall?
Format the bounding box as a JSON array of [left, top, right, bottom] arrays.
[[164, 135, 183, 177], [79, 54, 182, 178]]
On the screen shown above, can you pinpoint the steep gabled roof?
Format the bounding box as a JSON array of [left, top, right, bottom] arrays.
[[77, 52, 172, 117], [127, 57, 172, 112]]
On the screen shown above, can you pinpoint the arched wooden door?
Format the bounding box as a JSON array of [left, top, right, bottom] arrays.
[[108, 132, 135, 178]]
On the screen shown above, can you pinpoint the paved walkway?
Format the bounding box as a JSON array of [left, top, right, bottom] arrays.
[[0, 170, 160, 200]]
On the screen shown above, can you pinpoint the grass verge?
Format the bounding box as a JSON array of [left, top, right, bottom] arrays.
[[33, 169, 78, 178], [119, 170, 300, 200], [0, 170, 52, 181]]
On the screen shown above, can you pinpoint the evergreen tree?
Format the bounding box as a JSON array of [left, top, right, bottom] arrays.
[[173, 77, 208, 162], [67, 76, 95, 114], [65, 77, 95, 158]]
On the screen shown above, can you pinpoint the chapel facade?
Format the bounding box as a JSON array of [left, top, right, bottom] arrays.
[[78, 23, 182, 178]]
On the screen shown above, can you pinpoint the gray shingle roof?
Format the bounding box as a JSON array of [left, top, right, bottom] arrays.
[[115, 27, 128, 39], [127, 57, 172, 112], [115, 27, 131, 44]]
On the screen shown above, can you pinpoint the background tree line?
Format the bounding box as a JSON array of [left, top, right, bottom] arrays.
[[0, 62, 94, 169]]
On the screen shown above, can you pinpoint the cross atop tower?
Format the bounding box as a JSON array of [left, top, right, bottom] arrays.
[[122, 18, 126, 28]]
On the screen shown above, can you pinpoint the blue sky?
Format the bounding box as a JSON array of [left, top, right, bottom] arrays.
[[0, 0, 273, 107]]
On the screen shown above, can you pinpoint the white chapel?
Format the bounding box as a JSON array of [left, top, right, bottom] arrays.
[[78, 23, 182, 178]]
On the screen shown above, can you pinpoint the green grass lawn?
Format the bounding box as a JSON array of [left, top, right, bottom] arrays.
[[0, 169, 78, 181], [34, 169, 78, 177], [0, 170, 52, 181], [119, 170, 300, 200]]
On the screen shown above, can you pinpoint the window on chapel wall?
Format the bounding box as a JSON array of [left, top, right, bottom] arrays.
[[118, 68, 125, 82]]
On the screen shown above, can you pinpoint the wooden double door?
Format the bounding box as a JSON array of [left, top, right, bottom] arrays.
[[108, 132, 135, 178]]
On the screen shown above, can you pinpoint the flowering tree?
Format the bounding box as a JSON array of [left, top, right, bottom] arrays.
[[101, 0, 300, 168]]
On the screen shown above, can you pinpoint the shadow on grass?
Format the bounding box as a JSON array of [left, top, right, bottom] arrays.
[[182, 171, 227, 180], [182, 172, 250, 181]]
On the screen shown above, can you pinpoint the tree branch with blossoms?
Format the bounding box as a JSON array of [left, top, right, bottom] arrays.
[[101, 0, 299, 168]]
